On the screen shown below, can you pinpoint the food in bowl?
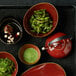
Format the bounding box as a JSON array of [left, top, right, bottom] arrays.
[[0, 58, 15, 76], [23, 2, 58, 37], [0, 18, 22, 44], [23, 48, 39, 64], [18, 44, 41, 65], [0, 52, 18, 76], [30, 9, 53, 34]]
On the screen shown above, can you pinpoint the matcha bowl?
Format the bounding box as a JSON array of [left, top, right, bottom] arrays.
[[18, 44, 41, 65], [0, 52, 18, 76]]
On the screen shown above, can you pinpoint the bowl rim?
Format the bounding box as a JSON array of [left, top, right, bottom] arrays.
[[0, 51, 18, 75], [23, 2, 59, 37], [21, 62, 66, 76], [0, 17, 23, 45], [18, 44, 41, 65]]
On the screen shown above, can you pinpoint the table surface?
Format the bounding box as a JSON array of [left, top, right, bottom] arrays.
[[0, 0, 76, 76], [0, 6, 75, 76], [0, 0, 76, 6]]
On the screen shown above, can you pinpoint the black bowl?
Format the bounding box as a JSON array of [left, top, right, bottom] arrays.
[[0, 17, 23, 44]]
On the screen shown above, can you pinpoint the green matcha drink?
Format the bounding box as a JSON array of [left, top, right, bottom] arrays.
[[23, 48, 39, 64]]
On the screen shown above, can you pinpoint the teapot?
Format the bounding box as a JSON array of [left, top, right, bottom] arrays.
[[42, 32, 72, 58]]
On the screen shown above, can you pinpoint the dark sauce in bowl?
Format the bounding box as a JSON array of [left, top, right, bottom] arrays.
[[0, 18, 22, 44]]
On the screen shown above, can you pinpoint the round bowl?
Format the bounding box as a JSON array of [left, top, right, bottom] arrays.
[[0, 17, 23, 44], [18, 44, 41, 65], [21, 62, 66, 76], [0, 52, 18, 76], [23, 2, 58, 37]]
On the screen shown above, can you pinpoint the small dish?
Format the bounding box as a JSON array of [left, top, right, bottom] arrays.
[[0, 52, 18, 76], [0, 17, 23, 44], [18, 44, 41, 65], [21, 62, 66, 76], [23, 2, 58, 37]]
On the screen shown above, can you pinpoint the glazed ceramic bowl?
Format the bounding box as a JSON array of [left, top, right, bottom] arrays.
[[18, 44, 41, 65], [0, 17, 23, 44], [21, 62, 66, 76], [23, 2, 58, 37], [0, 52, 18, 76]]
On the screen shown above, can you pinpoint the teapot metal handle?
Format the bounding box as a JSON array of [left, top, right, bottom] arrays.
[[48, 35, 72, 46], [42, 35, 72, 51]]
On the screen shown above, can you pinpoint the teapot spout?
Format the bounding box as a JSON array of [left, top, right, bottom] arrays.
[[42, 47, 46, 51]]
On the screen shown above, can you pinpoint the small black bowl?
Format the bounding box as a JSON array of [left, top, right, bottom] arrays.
[[0, 17, 23, 44]]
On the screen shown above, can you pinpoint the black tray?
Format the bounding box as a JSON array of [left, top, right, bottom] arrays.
[[0, 6, 75, 76]]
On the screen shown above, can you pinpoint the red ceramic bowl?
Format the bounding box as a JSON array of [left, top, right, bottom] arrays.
[[0, 52, 18, 76], [23, 2, 58, 37], [21, 62, 66, 76], [18, 44, 41, 65]]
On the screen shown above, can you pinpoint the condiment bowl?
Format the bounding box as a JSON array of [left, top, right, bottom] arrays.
[[18, 44, 41, 65], [0, 17, 23, 44]]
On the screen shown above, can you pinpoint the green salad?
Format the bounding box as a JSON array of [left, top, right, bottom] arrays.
[[0, 58, 15, 76], [30, 9, 53, 34]]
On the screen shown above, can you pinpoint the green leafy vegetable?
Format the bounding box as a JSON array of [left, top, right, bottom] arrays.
[[0, 58, 15, 76], [29, 9, 53, 34]]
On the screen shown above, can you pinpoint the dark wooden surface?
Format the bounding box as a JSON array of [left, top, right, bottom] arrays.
[[0, 0, 75, 6], [0, 6, 75, 76]]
